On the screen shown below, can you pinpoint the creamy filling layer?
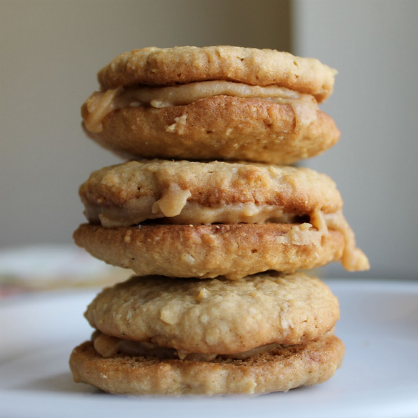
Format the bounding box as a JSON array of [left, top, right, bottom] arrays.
[[83, 80, 318, 133], [92, 331, 287, 362], [85, 199, 301, 228], [323, 211, 370, 271], [84, 194, 369, 271]]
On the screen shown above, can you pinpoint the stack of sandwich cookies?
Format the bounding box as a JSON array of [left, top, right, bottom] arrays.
[[70, 46, 369, 395]]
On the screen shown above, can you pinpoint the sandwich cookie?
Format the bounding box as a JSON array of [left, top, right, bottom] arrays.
[[69, 272, 344, 395], [81, 46, 340, 164], [74, 160, 369, 279]]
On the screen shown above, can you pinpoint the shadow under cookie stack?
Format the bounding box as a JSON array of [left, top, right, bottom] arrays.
[[69, 46, 369, 395]]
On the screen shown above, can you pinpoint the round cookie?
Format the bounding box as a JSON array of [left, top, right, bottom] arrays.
[[97, 46, 336, 102], [83, 96, 340, 165], [74, 223, 344, 280], [79, 160, 343, 227], [84, 272, 340, 353], [82, 46, 339, 164], [69, 335, 344, 395]]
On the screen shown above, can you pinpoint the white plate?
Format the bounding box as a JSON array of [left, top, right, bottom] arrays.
[[1, 280, 418, 418]]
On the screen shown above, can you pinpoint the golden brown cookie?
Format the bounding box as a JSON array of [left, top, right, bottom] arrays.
[[97, 46, 336, 101], [69, 335, 344, 395], [75, 160, 369, 277], [84, 272, 339, 353], [82, 95, 340, 165], [82, 46, 339, 164], [73, 223, 344, 280], [79, 160, 343, 226]]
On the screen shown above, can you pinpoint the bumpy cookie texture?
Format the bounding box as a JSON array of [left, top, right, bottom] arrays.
[[83, 99, 340, 165], [97, 46, 336, 102], [73, 224, 344, 279], [80, 159, 343, 223], [85, 272, 339, 353], [69, 335, 344, 395]]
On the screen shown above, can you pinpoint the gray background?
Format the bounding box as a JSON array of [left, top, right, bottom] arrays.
[[1, 0, 417, 280], [294, 0, 418, 279]]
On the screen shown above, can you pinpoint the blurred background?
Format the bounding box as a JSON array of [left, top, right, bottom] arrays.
[[1, 0, 417, 291]]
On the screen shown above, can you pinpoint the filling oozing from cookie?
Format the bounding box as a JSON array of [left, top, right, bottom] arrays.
[[83, 189, 369, 272], [82, 80, 319, 134], [92, 331, 287, 362]]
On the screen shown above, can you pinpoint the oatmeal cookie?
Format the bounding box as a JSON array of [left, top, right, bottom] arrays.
[[69, 335, 344, 395], [84, 272, 339, 353], [97, 46, 336, 101], [73, 223, 345, 280]]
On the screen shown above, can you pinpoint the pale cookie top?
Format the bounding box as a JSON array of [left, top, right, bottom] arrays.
[[97, 46, 336, 102], [85, 272, 340, 354], [80, 159, 343, 227]]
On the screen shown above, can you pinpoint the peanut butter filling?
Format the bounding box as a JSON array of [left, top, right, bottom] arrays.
[[83, 80, 319, 133], [323, 211, 370, 271], [84, 192, 369, 272], [92, 331, 287, 362], [84, 199, 301, 227]]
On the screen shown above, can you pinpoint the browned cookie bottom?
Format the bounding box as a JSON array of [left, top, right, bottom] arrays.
[[84, 96, 340, 165], [69, 335, 344, 395]]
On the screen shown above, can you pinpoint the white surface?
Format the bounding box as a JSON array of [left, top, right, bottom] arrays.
[[1, 280, 418, 418]]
